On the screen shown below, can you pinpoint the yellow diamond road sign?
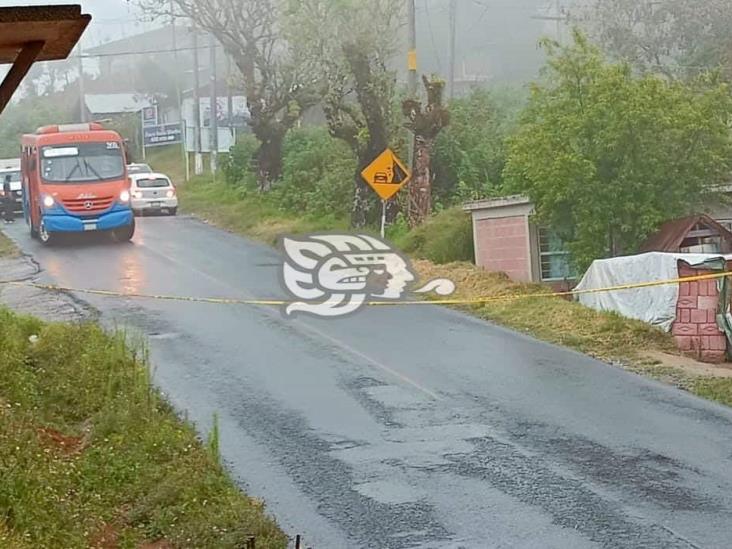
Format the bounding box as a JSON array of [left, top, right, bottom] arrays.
[[361, 148, 411, 201]]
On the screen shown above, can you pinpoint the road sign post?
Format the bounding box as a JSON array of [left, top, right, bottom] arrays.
[[361, 148, 411, 238]]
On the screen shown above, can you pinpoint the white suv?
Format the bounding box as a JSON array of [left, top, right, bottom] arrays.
[[129, 173, 178, 216]]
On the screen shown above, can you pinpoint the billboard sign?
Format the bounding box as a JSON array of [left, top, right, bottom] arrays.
[[144, 123, 183, 148]]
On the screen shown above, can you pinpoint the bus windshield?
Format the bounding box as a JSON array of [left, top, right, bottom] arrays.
[[41, 142, 125, 183]]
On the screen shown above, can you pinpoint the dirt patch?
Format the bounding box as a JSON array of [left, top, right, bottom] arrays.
[[88, 523, 120, 549], [36, 426, 87, 456], [642, 351, 732, 379], [139, 540, 174, 549]]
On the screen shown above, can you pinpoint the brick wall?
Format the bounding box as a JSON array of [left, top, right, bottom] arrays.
[[474, 216, 531, 282], [672, 262, 727, 363]]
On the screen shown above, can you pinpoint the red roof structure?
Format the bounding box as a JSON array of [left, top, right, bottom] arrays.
[[640, 215, 732, 254]]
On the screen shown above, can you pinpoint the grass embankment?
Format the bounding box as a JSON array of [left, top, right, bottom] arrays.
[[174, 177, 732, 408], [177, 177, 348, 245], [0, 308, 286, 548], [0, 229, 17, 257]]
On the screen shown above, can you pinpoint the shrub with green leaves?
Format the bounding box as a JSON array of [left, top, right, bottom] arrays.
[[433, 88, 524, 206], [221, 134, 260, 188], [269, 127, 356, 219], [394, 207, 474, 264]]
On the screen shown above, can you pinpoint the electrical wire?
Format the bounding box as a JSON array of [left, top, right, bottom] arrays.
[[423, 0, 443, 73]]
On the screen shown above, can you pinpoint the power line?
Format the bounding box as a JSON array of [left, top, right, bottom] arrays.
[[423, 0, 443, 73], [74, 44, 226, 60]]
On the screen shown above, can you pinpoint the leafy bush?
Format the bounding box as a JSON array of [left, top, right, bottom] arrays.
[[395, 207, 474, 264], [269, 127, 356, 218], [432, 87, 524, 206], [221, 134, 259, 188]]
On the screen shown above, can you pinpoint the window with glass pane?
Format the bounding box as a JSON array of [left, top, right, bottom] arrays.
[[539, 228, 573, 281]]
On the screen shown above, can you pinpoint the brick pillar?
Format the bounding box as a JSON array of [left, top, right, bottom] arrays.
[[672, 262, 727, 363]]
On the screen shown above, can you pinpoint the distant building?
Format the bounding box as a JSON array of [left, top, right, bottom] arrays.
[[84, 93, 152, 121], [85, 25, 231, 98]]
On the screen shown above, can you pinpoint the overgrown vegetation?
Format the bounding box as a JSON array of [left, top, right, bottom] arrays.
[[392, 207, 474, 264], [432, 88, 523, 205], [505, 32, 732, 270], [0, 308, 286, 548], [178, 176, 348, 246]]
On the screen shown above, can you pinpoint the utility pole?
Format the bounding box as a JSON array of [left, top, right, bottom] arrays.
[[407, 0, 417, 174], [407, 0, 417, 98], [171, 2, 189, 182], [209, 33, 218, 176], [448, 0, 457, 100], [226, 56, 234, 135], [77, 44, 86, 122], [192, 27, 203, 175]]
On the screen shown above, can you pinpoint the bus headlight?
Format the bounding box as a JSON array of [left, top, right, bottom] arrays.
[[42, 195, 55, 208], [119, 190, 130, 203]]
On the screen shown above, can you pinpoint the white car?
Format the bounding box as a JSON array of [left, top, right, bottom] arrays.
[[129, 173, 178, 215]]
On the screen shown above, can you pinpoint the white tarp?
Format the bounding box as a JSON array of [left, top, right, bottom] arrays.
[[574, 252, 729, 332]]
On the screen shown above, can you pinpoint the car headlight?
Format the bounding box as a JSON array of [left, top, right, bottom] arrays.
[[119, 190, 130, 203], [43, 195, 55, 208]]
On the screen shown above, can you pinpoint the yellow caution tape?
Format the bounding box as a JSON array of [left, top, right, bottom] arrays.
[[0, 270, 729, 308]]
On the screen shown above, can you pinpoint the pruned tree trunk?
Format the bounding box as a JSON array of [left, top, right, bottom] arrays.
[[408, 136, 435, 227], [403, 76, 450, 227], [253, 127, 286, 192], [351, 172, 373, 228]]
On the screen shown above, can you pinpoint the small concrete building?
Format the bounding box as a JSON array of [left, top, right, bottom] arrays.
[[463, 195, 573, 284]]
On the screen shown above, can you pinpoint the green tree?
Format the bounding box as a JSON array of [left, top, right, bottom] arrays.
[[432, 87, 523, 205], [504, 32, 732, 269]]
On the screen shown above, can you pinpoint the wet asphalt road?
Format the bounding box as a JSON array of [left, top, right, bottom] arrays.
[[3, 216, 732, 549]]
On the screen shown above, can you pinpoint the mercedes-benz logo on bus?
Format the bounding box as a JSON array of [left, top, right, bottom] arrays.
[[84, 201, 93, 210]]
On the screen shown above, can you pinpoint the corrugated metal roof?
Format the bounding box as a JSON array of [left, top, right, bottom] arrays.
[[85, 93, 152, 115]]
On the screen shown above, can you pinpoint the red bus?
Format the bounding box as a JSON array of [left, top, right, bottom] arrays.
[[21, 123, 135, 245]]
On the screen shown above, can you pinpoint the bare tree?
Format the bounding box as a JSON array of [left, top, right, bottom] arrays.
[[137, 0, 317, 190], [573, 0, 732, 79], [287, 0, 403, 227]]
